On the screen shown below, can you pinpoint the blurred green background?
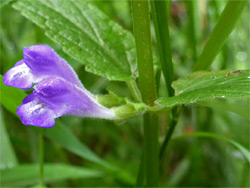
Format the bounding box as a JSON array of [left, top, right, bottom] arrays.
[[0, 0, 249, 187]]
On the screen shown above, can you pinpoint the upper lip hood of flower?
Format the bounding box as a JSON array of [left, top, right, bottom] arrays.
[[3, 45, 84, 89], [3, 45, 117, 128]]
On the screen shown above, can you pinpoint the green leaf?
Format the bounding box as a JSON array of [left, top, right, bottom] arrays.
[[174, 132, 250, 163], [0, 0, 13, 8], [41, 124, 134, 184], [34, 124, 113, 169], [13, 0, 137, 81], [0, 78, 26, 115], [193, 0, 247, 71], [1, 164, 103, 187], [198, 99, 250, 120], [156, 70, 250, 108], [167, 158, 190, 186], [0, 108, 18, 169]]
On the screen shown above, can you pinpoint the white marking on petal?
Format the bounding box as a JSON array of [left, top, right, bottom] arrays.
[[8, 63, 32, 81], [22, 99, 44, 116], [62, 103, 67, 108]]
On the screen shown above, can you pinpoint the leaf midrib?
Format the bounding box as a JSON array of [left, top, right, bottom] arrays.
[[71, 0, 104, 45], [175, 75, 249, 95], [40, 0, 130, 73], [157, 88, 250, 107], [19, 0, 131, 75]]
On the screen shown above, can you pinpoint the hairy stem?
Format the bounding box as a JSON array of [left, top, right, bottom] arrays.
[[131, 0, 158, 186]]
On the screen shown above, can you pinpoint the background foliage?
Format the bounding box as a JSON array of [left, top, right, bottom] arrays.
[[0, 0, 249, 187]]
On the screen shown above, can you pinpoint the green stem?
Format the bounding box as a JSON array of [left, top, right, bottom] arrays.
[[159, 107, 181, 159], [127, 80, 142, 102], [166, 0, 171, 18], [213, 0, 230, 70], [155, 70, 161, 96], [131, 1, 157, 105], [143, 113, 158, 186], [131, 0, 158, 186], [186, 0, 199, 62], [136, 152, 145, 186], [39, 134, 44, 187], [193, 0, 247, 71], [151, 0, 174, 97]]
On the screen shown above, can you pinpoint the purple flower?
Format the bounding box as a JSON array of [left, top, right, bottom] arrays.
[[4, 45, 83, 89], [3, 45, 117, 128]]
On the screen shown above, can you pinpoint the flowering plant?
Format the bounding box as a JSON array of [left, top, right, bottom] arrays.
[[1, 0, 249, 187], [4, 45, 118, 128]]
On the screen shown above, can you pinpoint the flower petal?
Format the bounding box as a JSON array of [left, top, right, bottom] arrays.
[[3, 60, 33, 89], [23, 45, 83, 88], [33, 77, 117, 120], [22, 94, 36, 104], [17, 95, 55, 128]]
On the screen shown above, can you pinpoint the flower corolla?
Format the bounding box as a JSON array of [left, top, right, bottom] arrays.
[[3, 45, 116, 128]]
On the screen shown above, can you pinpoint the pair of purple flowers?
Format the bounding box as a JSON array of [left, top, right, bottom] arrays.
[[3, 45, 117, 128]]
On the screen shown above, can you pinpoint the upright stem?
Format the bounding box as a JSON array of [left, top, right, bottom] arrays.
[[193, 0, 248, 71], [143, 113, 158, 186], [151, 0, 174, 97], [131, 1, 157, 106], [187, 0, 199, 63], [159, 107, 180, 159], [39, 134, 44, 187], [131, 0, 158, 186], [136, 152, 145, 186], [151, 0, 180, 174]]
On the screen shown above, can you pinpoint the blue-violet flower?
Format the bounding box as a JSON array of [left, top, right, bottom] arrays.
[[3, 45, 117, 128]]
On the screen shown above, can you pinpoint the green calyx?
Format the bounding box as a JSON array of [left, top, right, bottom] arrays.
[[113, 102, 146, 119], [97, 91, 126, 108], [97, 91, 146, 119], [97, 91, 162, 119]]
